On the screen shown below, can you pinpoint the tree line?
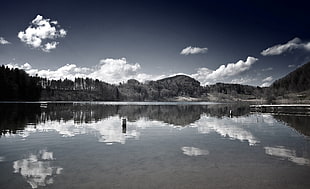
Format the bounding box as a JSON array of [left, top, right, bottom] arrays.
[[1, 62, 309, 102], [0, 65, 41, 100]]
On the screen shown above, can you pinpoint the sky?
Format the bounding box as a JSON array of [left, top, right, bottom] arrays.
[[0, 0, 309, 87]]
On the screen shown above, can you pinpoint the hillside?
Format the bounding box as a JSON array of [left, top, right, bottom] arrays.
[[267, 62, 310, 103], [118, 75, 203, 101], [1, 63, 309, 103], [271, 62, 310, 94]]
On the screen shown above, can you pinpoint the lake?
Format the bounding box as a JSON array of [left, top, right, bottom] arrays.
[[0, 102, 310, 189]]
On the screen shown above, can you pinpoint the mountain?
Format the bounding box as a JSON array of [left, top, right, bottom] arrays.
[[267, 62, 310, 103], [271, 62, 310, 94], [118, 75, 203, 101], [1, 63, 309, 103]]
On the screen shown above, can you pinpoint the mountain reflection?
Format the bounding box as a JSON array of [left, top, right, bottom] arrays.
[[0, 103, 41, 136], [13, 149, 63, 189], [1, 102, 309, 143], [273, 115, 310, 137], [0, 103, 250, 136]]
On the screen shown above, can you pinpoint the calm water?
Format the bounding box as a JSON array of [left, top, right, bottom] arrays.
[[0, 102, 310, 189]]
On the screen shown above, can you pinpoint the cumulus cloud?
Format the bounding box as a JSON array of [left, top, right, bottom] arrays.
[[6, 63, 90, 80], [6, 62, 32, 70], [6, 58, 163, 84], [42, 41, 59, 52], [261, 37, 310, 56], [17, 15, 67, 52], [0, 37, 11, 44], [89, 58, 165, 83], [180, 46, 208, 55], [262, 76, 273, 82], [260, 76, 273, 87], [7, 57, 258, 85], [191, 56, 258, 85]]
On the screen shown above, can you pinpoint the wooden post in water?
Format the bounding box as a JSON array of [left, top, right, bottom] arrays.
[[122, 118, 127, 133]]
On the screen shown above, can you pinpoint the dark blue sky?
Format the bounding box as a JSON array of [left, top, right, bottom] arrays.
[[0, 0, 309, 86]]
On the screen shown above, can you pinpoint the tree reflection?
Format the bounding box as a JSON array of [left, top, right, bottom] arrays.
[[273, 115, 310, 137], [0, 103, 41, 136], [0, 103, 251, 136], [4, 102, 310, 138]]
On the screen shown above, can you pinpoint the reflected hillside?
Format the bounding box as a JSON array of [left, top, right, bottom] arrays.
[[0, 102, 251, 136], [273, 115, 310, 137], [37, 103, 251, 125], [0, 103, 41, 136]]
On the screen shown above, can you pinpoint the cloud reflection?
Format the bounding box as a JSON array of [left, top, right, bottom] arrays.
[[181, 147, 209, 156], [21, 116, 141, 145], [13, 149, 63, 188], [264, 146, 310, 166], [190, 115, 260, 146], [15, 114, 262, 146]]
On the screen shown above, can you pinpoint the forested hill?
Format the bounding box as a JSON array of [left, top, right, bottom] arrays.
[[117, 75, 204, 101], [1, 62, 309, 102], [0, 65, 41, 100], [270, 62, 310, 95]]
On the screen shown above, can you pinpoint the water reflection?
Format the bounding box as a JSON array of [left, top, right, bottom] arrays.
[[15, 113, 262, 147], [273, 115, 310, 137], [0, 103, 309, 146], [264, 146, 310, 166], [181, 147, 209, 156], [1, 103, 310, 188], [13, 149, 63, 188], [0, 103, 41, 136], [20, 116, 140, 145], [190, 115, 260, 146], [0, 103, 251, 136]]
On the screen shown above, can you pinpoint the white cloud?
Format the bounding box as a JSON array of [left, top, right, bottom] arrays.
[[262, 76, 273, 82], [6, 58, 163, 84], [89, 58, 162, 83], [6, 62, 32, 70], [0, 37, 11, 44], [260, 76, 273, 87], [7, 57, 258, 85], [260, 82, 271, 87], [18, 15, 67, 52], [180, 46, 208, 55], [191, 56, 258, 85], [261, 37, 310, 56], [6, 63, 90, 80], [42, 41, 59, 52]]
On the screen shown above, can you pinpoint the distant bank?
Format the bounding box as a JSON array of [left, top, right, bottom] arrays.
[[250, 104, 310, 115], [0, 62, 309, 103]]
